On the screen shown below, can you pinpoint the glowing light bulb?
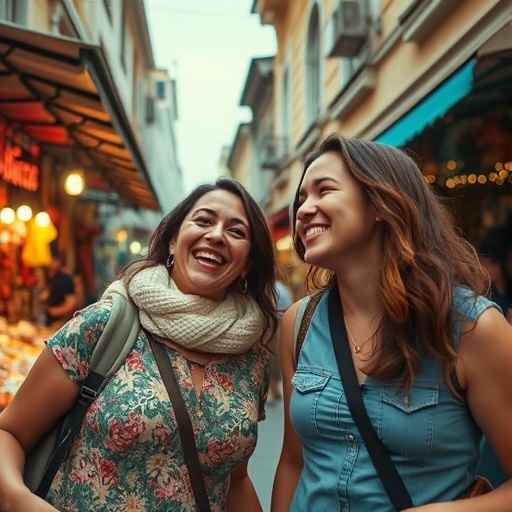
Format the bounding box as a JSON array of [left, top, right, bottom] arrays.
[[16, 204, 33, 222], [35, 211, 51, 227], [64, 171, 85, 195], [0, 207, 15, 224], [130, 241, 142, 254]]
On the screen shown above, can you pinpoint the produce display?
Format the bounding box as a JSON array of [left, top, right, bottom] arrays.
[[0, 320, 53, 410]]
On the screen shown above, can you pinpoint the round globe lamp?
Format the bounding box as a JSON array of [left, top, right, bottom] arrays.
[[64, 171, 85, 196]]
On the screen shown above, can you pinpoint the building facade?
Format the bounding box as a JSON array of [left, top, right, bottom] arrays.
[[0, 0, 182, 311], [228, 0, 512, 297]]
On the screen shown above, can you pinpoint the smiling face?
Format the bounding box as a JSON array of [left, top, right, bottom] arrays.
[[295, 151, 380, 270], [169, 189, 251, 301]]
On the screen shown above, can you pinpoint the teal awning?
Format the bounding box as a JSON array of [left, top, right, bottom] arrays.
[[375, 60, 474, 147]]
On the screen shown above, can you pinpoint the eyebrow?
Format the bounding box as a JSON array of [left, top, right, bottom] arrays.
[[194, 207, 250, 230], [298, 176, 340, 195]]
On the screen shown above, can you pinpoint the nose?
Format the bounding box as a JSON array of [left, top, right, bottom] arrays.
[[205, 223, 225, 243], [296, 197, 316, 222]]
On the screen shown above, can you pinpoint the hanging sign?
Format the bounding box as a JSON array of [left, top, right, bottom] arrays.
[[0, 121, 39, 192]]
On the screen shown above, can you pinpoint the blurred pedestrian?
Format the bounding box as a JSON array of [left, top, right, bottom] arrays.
[[39, 249, 76, 328], [268, 278, 293, 402]]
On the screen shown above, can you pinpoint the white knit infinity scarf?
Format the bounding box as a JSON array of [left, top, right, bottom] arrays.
[[103, 264, 265, 354]]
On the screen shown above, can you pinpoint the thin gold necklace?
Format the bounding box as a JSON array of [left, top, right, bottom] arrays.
[[343, 315, 374, 353]]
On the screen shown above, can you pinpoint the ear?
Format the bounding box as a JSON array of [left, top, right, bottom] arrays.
[[242, 259, 252, 277]]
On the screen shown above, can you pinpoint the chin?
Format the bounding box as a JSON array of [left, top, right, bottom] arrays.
[[303, 249, 319, 265], [194, 283, 228, 301], [304, 251, 331, 270]]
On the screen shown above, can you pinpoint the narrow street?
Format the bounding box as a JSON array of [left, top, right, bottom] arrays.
[[249, 400, 284, 512]]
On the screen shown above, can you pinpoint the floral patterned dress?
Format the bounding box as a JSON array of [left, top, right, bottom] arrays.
[[45, 298, 270, 512]]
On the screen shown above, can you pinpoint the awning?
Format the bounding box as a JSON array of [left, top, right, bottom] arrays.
[[375, 59, 475, 147], [267, 205, 290, 240], [0, 22, 159, 211]]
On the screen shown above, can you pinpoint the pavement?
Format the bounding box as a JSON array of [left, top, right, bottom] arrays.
[[248, 399, 285, 512]]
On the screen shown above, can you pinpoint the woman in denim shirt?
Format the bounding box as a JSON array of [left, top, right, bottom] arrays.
[[271, 134, 512, 511]]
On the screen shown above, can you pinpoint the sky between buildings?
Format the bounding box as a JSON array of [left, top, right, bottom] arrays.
[[146, 0, 277, 195]]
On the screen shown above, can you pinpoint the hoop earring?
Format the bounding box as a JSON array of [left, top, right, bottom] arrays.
[[166, 253, 174, 268], [239, 276, 248, 294]]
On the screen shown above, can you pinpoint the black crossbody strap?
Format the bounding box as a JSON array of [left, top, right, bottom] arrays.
[[146, 332, 211, 512], [35, 371, 103, 497], [327, 289, 413, 511]]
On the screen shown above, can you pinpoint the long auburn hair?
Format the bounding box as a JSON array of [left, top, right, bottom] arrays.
[[114, 177, 278, 345], [291, 133, 489, 391]]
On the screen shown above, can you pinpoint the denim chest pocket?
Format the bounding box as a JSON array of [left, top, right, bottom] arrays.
[[376, 384, 439, 456], [291, 371, 331, 435], [292, 372, 330, 393], [381, 385, 439, 413]]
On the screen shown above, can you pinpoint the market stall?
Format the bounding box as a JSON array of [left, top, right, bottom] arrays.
[[0, 320, 55, 410]]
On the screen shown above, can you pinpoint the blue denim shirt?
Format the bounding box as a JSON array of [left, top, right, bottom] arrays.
[[289, 288, 498, 511]]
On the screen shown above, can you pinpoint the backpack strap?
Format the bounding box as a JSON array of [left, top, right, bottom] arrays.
[[33, 292, 140, 497], [89, 291, 140, 380], [293, 292, 323, 369]]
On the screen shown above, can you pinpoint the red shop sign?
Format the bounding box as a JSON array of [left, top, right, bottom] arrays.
[[0, 127, 39, 192]]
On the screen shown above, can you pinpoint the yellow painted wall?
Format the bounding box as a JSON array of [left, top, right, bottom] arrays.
[[255, 0, 511, 211], [229, 129, 252, 187]]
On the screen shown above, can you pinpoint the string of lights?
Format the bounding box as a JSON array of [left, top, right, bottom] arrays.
[[424, 161, 512, 189]]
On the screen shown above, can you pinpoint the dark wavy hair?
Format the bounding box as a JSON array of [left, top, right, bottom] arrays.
[[115, 177, 278, 345], [291, 133, 488, 391]]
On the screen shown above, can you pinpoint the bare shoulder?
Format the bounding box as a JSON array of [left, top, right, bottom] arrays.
[[458, 307, 512, 387], [459, 306, 512, 354], [281, 300, 302, 327]]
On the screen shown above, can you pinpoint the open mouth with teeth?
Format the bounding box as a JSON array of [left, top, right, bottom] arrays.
[[305, 226, 327, 237], [193, 250, 226, 265]]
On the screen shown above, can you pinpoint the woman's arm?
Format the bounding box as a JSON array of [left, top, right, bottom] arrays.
[[226, 460, 262, 512], [271, 302, 304, 512], [406, 307, 512, 511], [0, 347, 79, 511], [462, 308, 512, 478]]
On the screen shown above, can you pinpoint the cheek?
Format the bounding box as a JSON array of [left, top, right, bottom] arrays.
[[236, 245, 251, 271]]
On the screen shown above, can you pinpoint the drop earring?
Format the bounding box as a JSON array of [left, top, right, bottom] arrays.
[[239, 275, 248, 294], [166, 253, 174, 268]]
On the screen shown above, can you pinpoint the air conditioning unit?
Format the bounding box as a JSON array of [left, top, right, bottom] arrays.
[[328, 0, 368, 58], [260, 135, 288, 171]]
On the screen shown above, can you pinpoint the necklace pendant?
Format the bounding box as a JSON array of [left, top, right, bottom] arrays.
[[353, 344, 361, 353]]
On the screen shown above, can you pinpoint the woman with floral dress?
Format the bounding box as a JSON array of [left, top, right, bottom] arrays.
[[0, 177, 277, 512]]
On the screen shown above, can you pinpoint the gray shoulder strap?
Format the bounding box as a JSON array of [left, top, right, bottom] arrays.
[[89, 292, 140, 380]]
